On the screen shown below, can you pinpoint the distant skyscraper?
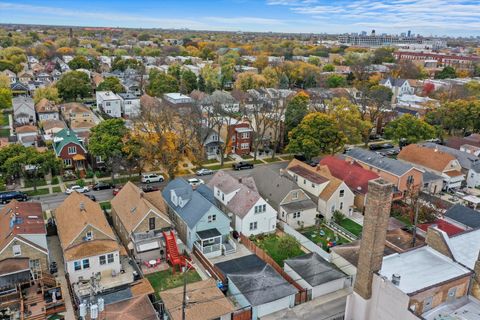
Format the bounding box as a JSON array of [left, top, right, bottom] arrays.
[[407, 30, 411, 37], [371, 29, 376, 36], [361, 31, 367, 36]]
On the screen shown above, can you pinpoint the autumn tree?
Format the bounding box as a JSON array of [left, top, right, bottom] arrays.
[[287, 113, 346, 159], [68, 56, 92, 70], [179, 69, 198, 94], [97, 76, 125, 93], [326, 74, 346, 88], [33, 86, 61, 104], [384, 114, 436, 144], [285, 91, 309, 136], [234, 72, 267, 91], [0, 88, 13, 110], [56, 71, 92, 101], [147, 69, 179, 96], [0, 74, 9, 89], [435, 66, 457, 79]]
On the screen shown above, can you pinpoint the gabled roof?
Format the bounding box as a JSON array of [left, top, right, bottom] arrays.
[[54, 192, 116, 254], [320, 156, 379, 195], [60, 102, 91, 114], [285, 253, 345, 287], [35, 98, 58, 113], [162, 179, 222, 229], [101, 294, 158, 320], [111, 181, 171, 234], [52, 128, 86, 156], [16, 125, 37, 134], [12, 96, 34, 112], [421, 142, 480, 170], [346, 148, 415, 176], [207, 171, 261, 218], [398, 144, 457, 172], [444, 204, 480, 229]]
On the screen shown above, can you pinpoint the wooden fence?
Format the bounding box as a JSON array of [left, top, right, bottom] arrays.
[[192, 246, 226, 283], [239, 233, 311, 305], [231, 306, 252, 320]]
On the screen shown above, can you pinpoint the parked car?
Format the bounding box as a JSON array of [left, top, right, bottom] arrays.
[[113, 186, 123, 196], [369, 143, 384, 151], [141, 173, 165, 183], [232, 162, 254, 170], [142, 185, 159, 193], [92, 182, 114, 191], [196, 168, 214, 176], [0, 191, 28, 204], [187, 178, 204, 188], [49, 261, 57, 274], [65, 185, 89, 195]]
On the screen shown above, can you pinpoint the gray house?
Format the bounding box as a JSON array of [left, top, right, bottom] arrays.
[[249, 167, 317, 229], [162, 179, 233, 258], [13, 96, 36, 125]]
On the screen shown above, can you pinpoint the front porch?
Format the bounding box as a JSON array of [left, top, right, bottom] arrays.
[[193, 228, 237, 258], [443, 172, 464, 191]]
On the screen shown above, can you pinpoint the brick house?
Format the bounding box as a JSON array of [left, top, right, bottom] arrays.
[[227, 120, 253, 156], [52, 128, 87, 170], [0, 201, 49, 276]]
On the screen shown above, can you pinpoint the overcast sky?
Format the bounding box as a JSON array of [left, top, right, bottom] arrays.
[[0, 0, 478, 36]]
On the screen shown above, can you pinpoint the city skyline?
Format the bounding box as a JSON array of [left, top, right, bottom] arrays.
[[0, 0, 479, 37]]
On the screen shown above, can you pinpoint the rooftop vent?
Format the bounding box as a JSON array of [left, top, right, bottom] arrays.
[[80, 202, 85, 211], [392, 274, 401, 286]]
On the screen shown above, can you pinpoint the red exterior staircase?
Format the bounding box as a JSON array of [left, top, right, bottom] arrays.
[[162, 231, 186, 270]]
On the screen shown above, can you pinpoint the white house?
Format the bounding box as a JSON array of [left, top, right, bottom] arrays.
[[467, 164, 480, 188], [287, 160, 355, 221], [118, 93, 140, 118], [284, 253, 350, 299], [208, 171, 277, 236], [1, 69, 17, 84], [96, 91, 123, 118], [54, 193, 124, 284], [13, 96, 36, 125]]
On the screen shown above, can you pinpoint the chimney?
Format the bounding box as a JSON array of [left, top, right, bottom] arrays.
[[140, 192, 144, 198], [354, 178, 393, 300], [425, 227, 454, 259], [80, 202, 85, 211]]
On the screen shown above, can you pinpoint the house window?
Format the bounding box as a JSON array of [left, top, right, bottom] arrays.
[[67, 146, 77, 155], [255, 204, 266, 214], [29, 259, 40, 269], [106, 102, 111, 106], [107, 253, 114, 264], [249, 222, 258, 230], [331, 205, 335, 213], [149, 217, 155, 230], [82, 259, 90, 269], [423, 296, 433, 313], [13, 245, 21, 256], [64, 159, 72, 166], [99, 255, 106, 265], [85, 231, 93, 241], [293, 212, 301, 218], [407, 175, 414, 185], [74, 261, 82, 271], [241, 132, 250, 139], [208, 215, 216, 223], [96, 156, 103, 163], [303, 179, 306, 185], [339, 190, 345, 197], [292, 191, 298, 200], [241, 143, 249, 150], [311, 183, 315, 188], [340, 202, 343, 210]]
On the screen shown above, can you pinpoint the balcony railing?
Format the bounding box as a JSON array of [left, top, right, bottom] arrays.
[[194, 242, 222, 255], [132, 229, 164, 242]]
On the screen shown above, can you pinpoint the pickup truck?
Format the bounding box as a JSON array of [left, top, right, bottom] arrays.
[[232, 162, 254, 170]]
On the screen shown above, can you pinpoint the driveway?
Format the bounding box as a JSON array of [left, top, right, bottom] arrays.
[[48, 235, 76, 320]]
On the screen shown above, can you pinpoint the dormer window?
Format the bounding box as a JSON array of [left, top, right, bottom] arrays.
[[85, 231, 93, 241]]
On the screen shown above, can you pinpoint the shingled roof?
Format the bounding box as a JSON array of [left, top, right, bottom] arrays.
[[398, 144, 457, 172]]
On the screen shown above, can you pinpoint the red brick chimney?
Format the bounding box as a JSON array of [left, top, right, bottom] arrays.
[[354, 178, 393, 300]]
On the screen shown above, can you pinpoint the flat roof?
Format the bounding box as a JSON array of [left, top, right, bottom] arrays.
[[379, 246, 471, 295], [197, 228, 221, 240], [423, 296, 480, 320], [449, 229, 480, 270], [284, 253, 346, 287]]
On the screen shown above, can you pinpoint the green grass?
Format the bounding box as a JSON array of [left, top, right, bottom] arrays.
[[338, 218, 363, 237], [24, 179, 47, 188], [301, 225, 350, 252], [0, 113, 8, 126], [99, 201, 111, 210], [253, 234, 303, 266], [146, 268, 202, 298], [52, 186, 61, 193], [25, 188, 50, 196], [263, 157, 281, 163], [241, 154, 253, 159], [252, 159, 264, 165], [0, 128, 10, 137], [280, 155, 295, 160], [50, 176, 59, 185], [203, 163, 231, 170]]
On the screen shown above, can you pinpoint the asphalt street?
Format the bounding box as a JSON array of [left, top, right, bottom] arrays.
[[2, 161, 289, 211]]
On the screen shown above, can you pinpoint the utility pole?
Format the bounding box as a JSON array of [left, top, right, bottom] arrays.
[[412, 201, 419, 248], [182, 269, 187, 320]]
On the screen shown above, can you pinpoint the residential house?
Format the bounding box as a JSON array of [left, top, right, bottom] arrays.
[[320, 156, 380, 212], [421, 170, 444, 195], [52, 128, 87, 170], [215, 255, 297, 320], [51, 69, 62, 81], [118, 93, 141, 118], [380, 77, 414, 102], [10, 82, 30, 96], [35, 98, 59, 122], [1, 70, 16, 84], [398, 144, 465, 190], [249, 166, 317, 229], [201, 127, 223, 160], [286, 159, 355, 221], [208, 171, 277, 236], [162, 179, 232, 258], [16, 125, 38, 147], [54, 193, 125, 284], [41, 119, 67, 136], [0, 201, 48, 275], [60, 102, 96, 133], [160, 278, 235, 320], [96, 91, 123, 118], [98, 294, 159, 320], [13, 96, 35, 125], [284, 253, 350, 299], [446, 134, 480, 151], [345, 148, 424, 198], [225, 118, 253, 156], [17, 71, 33, 84], [111, 182, 172, 262]]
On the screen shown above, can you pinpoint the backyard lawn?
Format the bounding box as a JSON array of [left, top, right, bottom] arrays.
[[301, 225, 350, 251], [0, 128, 10, 137], [338, 218, 363, 237], [0, 113, 8, 126], [146, 268, 202, 298], [254, 234, 303, 266], [99, 201, 111, 210]]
